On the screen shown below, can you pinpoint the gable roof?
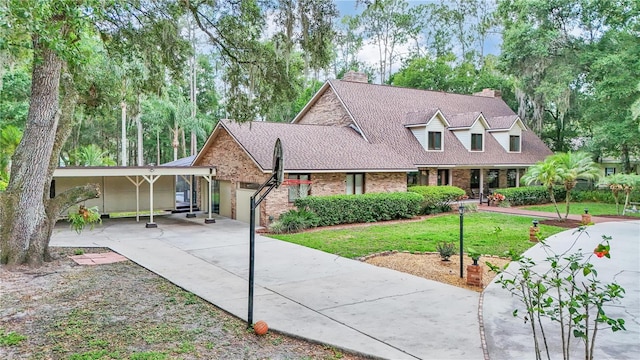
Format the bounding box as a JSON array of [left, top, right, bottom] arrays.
[[486, 115, 525, 131], [447, 112, 488, 129], [195, 119, 416, 172], [296, 79, 552, 167]]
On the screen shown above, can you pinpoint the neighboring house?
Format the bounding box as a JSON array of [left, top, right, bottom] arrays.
[[193, 71, 552, 226], [598, 156, 640, 177]]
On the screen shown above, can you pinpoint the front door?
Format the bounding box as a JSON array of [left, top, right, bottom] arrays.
[[437, 169, 449, 186]]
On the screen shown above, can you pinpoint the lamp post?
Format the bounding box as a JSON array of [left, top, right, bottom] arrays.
[[459, 204, 465, 278], [532, 219, 539, 228]]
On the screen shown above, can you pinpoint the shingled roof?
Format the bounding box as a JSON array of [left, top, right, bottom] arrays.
[[298, 79, 552, 167], [206, 120, 416, 172]]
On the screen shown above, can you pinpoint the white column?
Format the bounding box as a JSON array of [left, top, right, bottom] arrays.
[[142, 174, 159, 228], [125, 175, 144, 222]]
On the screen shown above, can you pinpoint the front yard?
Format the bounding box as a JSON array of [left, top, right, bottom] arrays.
[[270, 212, 565, 259]]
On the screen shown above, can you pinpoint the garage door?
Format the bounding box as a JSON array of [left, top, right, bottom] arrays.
[[236, 188, 260, 225], [219, 181, 232, 218]]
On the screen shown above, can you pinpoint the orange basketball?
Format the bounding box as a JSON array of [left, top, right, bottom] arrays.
[[253, 320, 268, 335]]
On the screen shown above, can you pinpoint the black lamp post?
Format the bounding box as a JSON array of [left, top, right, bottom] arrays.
[[584, 208, 589, 214], [532, 219, 539, 227], [459, 204, 465, 278]]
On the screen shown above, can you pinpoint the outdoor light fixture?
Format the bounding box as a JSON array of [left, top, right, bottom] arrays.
[[459, 204, 465, 278], [533, 219, 539, 227], [584, 208, 589, 214]]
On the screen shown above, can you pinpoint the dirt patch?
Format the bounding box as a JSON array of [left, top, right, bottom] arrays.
[[539, 218, 584, 228], [0, 248, 367, 360], [362, 252, 511, 292]]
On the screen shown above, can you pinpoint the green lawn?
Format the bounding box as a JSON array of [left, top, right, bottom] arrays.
[[522, 202, 640, 217], [269, 212, 566, 259]]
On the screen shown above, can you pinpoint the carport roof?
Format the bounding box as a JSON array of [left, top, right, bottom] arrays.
[[53, 166, 215, 177]]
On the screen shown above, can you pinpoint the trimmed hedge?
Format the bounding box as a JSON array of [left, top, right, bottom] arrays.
[[495, 186, 640, 206], [407, 185, 466, 214], [494, 186, 566, 206], [294, 192, 422, 226], [572, 188, 640, 204]]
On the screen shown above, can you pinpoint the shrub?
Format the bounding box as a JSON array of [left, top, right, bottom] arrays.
[[268, 220, 285, 234], [67, 205, 102, 234], [277, 209, 321, 233], [407, 185, 466, 214], [462, 203, 478, 212], [436, 242, 456, 261], [294, 192, 422, 227], [494, 186, 566, 206]]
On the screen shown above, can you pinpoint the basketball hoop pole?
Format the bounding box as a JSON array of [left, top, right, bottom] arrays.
[[248, 138, 283, 328], [248, 173, 277, 327]]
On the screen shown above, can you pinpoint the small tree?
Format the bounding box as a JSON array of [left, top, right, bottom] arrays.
[[598, 173, 627, 215], [488, 229, 626, 360], [521, 160, 563, 220], [551, 152, 600, 219]]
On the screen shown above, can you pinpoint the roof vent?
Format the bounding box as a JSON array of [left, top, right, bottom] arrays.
[[473, 88, 502, 98], [342, 71, 368, 83]]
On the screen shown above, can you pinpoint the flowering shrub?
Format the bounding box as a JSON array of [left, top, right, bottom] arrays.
[[488, 229, 626, 360], [488, 193, 506, 202]]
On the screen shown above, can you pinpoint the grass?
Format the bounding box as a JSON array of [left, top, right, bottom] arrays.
[[270, 212, 566, 258], [522, 202, 640, 217]]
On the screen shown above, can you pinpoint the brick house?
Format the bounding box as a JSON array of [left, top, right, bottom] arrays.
[[193, 72, 552, 226]]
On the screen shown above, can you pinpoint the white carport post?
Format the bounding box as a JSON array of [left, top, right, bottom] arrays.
[[179, 174, 196, 218], [142, 174, 160, 228], [516, 168, 521, 187], [479, 169, 485, 204], [202, 174, 216, 224], [125, 175, 144, 222]]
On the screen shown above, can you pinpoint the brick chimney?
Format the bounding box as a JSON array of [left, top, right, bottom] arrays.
[[473, 88, 502, 98], [342, 71, 368, 83]]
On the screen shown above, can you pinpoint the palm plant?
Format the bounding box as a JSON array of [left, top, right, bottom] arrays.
[[521, 159, 563, 220], [73, 144, 116, 166], [598, 173, 627, 215], [551, 152, 600, 219]]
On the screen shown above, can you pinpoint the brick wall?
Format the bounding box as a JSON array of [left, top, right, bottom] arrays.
[[267, 172, 407, 224], [452, 169, 471, 194], [194, 129, 271, 225], [296, 88, 352, 126], [366, 172, 407, 193]]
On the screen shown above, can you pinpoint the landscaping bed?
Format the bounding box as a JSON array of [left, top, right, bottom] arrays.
[[362, 252, 511, 292]]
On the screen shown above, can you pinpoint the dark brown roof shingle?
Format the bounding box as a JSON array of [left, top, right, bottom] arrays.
[[326, 80, 552, 166], [220, 120, 415, 172]]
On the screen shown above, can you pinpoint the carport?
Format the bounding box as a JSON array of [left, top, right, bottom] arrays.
[[53, 166, 216, 228]]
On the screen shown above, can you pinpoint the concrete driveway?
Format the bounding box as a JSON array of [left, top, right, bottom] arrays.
[[51, 214, 483, 360]]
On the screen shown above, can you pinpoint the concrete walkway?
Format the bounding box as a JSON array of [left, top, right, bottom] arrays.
[[51, 215, 483, 360]]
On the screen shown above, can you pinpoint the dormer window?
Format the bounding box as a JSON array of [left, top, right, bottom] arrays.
[[510, 135, 521, 152], [471, 133, 483, 151], [428, 131, 442, 150]]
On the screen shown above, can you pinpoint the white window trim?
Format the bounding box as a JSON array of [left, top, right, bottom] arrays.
[[427, 131, 444, 152], [509, 135, 522, 153], [471, 133, 484, 152]]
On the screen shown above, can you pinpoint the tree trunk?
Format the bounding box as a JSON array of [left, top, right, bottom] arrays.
[[0, 43, 100, 267], [121, 100, 127, 166], [135, 95, 143, 166], [0, 42, 63, 266]]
